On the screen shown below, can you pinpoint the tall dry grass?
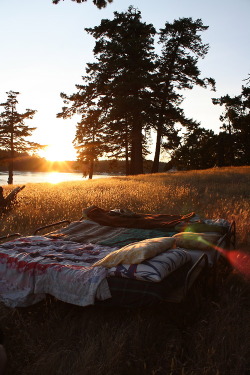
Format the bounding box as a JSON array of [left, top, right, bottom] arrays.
[[1, 165, 250, 246], [0, 166, 249, 375]]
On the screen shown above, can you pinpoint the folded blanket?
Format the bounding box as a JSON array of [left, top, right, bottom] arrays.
[[83, 206, 196, 229]]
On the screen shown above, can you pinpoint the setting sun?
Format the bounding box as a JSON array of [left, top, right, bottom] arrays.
[[41, 144, 76, 162]]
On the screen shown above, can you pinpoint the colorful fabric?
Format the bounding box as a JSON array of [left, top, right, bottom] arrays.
[[47, 220, 176, 247], [47, 220, 127, 244], [83, 206, 196, 229], [0, 236, 118, 308], [108, 248, 191, 282], [93, 237, 176, 268]]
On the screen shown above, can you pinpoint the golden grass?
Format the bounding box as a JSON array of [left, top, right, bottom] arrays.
[[1, 165, 250, 246], [0, 166, 249, 375]]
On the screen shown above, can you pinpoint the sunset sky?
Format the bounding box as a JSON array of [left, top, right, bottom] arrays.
[[0, 0, 249, 161]]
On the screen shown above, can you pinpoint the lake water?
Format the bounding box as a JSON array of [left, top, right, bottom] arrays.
[[0, 171, 113, 185]]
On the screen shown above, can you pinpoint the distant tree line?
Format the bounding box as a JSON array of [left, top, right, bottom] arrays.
[[58, 7, 215, 178], [0, 151, 76, 173], [0, 150, 168, 175]]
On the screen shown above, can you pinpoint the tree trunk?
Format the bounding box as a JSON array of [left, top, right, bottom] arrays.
[[151, 123, 163, 173], [228, 121, 234, 165], [217, 134, 225, 167], [151, 39, 181, 174], [88, 158, 94, 179], [130, 125, 143, 175], [125, 121, 130, 175], [8, 111, 14, 185]]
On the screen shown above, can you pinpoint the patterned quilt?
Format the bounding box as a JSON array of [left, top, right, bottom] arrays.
[[0, 236, 118, 308]]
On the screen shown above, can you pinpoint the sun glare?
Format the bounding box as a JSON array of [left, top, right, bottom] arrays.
[[47, 172, 66, 184], [42, 144, 74, 162]]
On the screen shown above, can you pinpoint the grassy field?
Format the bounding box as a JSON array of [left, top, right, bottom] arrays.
[[0, 166, 249, 375]]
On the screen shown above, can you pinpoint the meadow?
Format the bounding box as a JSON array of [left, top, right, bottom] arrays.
[[0, 166, 249, 375]]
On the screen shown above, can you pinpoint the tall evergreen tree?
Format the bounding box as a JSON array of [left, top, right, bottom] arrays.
[[151, 18, 215, 173], [59, 7, 156, 175], [0, 91, 42, 184], [85, 6, 156, 174]]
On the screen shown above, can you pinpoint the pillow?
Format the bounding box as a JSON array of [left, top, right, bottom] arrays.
[[108, 248, 191, 282], [173, 232, 221, 250], [92, 237, 176, 268], [174, 222, 226, 234]]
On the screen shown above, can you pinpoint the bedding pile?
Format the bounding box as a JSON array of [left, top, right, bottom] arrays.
[[0, 207, 230, 308], [0, 236, 118, 307]]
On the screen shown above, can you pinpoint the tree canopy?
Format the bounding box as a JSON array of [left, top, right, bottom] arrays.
[[151, 17, 215, 173], [170, 76, 250, 170], [212, 80, 250, 166], [52, 0, 113, 9], [58, 7, 215, 177]]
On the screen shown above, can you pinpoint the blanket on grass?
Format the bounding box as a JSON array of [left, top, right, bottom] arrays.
[[0, 236, 118, 308], [47, 220, 176, 247]]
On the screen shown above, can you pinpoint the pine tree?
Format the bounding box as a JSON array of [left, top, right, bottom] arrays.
[[58, 7, 156, 175], [0, 91, 42, 184], [151, 18, 215, 173], [85, 6, 156, 174]]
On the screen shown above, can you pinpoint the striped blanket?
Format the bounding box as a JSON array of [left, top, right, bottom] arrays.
[[47, 220, 176, 247]]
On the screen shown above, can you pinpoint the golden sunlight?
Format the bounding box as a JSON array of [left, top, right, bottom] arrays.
[[47, 172, 66, 184], [41, 144, 75, 162]]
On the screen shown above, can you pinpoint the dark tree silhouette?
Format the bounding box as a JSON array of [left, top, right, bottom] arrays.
[[58, 7, 156, 175], [85, 7, 156, 175], [58, 9, 216, 176], [151, 18, 215, 173], [0, 91, 43, 184], [213, 81, 250, 166], [74, 107, 109, 179], [52, 0, 113, 8], [171, 127, 217, 170]]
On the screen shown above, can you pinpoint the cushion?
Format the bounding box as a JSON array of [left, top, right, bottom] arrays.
[[174, 222, 226, 234], [107, 248, 191, 282], [173, 232, 221, 250], [92, 237, 176, 268], [174, 223, 227, 234]]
